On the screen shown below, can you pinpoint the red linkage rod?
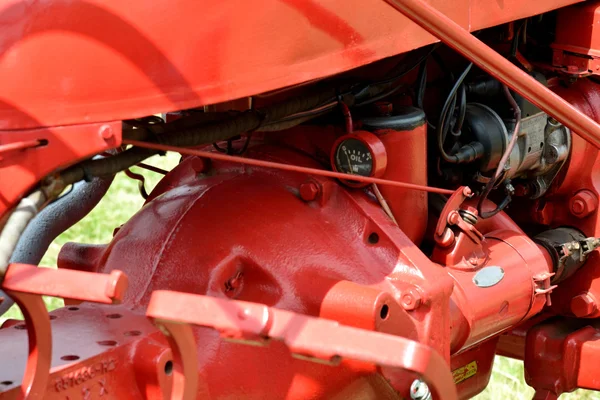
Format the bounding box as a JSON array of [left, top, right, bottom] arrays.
[[124, 140, 455, 195], [383, 0, 600, 149]]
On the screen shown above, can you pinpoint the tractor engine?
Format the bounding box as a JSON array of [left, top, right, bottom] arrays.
[[5, 1, 600, 400]]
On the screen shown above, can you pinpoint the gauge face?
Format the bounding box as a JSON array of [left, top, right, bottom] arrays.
[[334, 138, 374, 176]]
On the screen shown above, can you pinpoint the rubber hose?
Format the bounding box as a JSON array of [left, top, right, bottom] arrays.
[[60, 88, 344, 186], [0, 176, 114, 316], [0, 190, 46, 278]]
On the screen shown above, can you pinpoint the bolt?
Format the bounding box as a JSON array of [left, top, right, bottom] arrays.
[[99, 125, 113, 140], [571, 293, 597, 317], [570, 190, 598, 218], [299, 182, 320, 202], [401, 289, 422, 311], [237, 308, 251, 320], [190, 157, 208, 174], [447, 211, 460, 225], [410, 379, 432, 400]]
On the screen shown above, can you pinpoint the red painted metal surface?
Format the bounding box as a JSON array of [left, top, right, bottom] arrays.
[[0, 304, 170, 400], [0, 0, 580, 131], [0, 264, 128, 399], [553, 1, 600, 76], [59, 142, 457, 398], [375, 122, 428, 244], [524, 319, 600, 398], [147, 291, 457, 400], [450, 338, 498, 400], [5, 1, 600, 398], [55, 134, 565, 398], [383, 0, 600, 149], [0, 122, 122, 216], [513, 80, 600, 318]]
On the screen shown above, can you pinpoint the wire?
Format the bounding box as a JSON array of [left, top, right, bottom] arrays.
[[453, 85, 467, 135], [355, 44, 439, 107], [415, 58, 428, 109], [477, 84, 521, 219], [137, 162, 168, 175], [437, 63, 473, 163], [372, 184, 399, 226], [372, 44, 439, 86]]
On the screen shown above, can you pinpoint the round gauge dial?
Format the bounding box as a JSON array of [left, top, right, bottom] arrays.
[[330, 130, 387, 188], [334, 138, 374, 176]]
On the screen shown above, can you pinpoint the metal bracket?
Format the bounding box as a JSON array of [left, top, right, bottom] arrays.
[[533, 272, 557, 306], [0, 263, 128, 399], [434, 186, 482, 247], [146, 290, 457, 400]]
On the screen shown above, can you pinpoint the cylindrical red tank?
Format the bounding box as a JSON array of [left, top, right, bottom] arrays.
[[434, 200, 555, 353], [448, 232, 553, 352], [362, 107, 428, 244]]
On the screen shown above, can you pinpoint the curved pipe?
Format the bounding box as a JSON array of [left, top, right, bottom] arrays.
[[0, 176, 114, 316]]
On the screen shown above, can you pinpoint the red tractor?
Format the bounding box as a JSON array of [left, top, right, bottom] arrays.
[[2, 0, 600, 398]]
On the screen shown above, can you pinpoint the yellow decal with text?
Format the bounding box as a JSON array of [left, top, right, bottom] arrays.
[[452, 361, 478, 384]]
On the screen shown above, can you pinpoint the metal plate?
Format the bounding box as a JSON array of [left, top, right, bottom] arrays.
[[473, 266, 504, 288]]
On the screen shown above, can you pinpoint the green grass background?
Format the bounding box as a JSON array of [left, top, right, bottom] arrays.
[[2, 153, 598, 399]]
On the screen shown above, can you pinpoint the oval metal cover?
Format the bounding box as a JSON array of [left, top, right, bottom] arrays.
[[473, 266, 504, 288]]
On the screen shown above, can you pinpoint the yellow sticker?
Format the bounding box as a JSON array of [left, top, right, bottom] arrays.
[[452, 361, 478, 384]]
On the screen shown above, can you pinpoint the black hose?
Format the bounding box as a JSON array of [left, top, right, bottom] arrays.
[[437, 63, 473, 163], [59, 87, 346, 185], [0, 176, 114, 316]]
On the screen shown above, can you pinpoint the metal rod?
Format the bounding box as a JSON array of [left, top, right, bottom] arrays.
[[124, 140, 455, 195], [137, 162, 169, 175], [383, 0, 600, 149]]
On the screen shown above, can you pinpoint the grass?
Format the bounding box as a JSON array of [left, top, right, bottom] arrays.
[[2, 152, 599, 399]]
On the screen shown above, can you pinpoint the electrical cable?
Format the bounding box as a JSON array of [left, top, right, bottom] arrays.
[[437, 63, 473, 163], [477, 84, 521, 218], [415, 58, 428, 109]]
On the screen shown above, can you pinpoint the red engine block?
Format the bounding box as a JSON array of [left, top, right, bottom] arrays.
[[47, 124, 553, 399]]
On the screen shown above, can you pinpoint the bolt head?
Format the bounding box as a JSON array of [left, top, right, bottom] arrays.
[[190, 157, 207, 173], [401, 289, 421, 311], [99, 125, 113, 140], [570, 190, 598, 218], [571, 293, 597, 317], [299, 182, 319, 202]]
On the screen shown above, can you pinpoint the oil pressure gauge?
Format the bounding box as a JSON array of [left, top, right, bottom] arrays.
[[331, 131, 387, 187]]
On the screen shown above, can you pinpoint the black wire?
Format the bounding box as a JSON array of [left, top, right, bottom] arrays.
[[478, 180, 511, 219], [453, 84, 467, 135], [374, 44, 439, 86], [355, 45, 439, 108], [416, 58, 428, 109], [437, 62, 473, 163]]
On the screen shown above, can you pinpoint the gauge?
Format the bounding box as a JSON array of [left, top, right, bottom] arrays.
[[331, 131, 387, 187], [335, 138, 373, 176]]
